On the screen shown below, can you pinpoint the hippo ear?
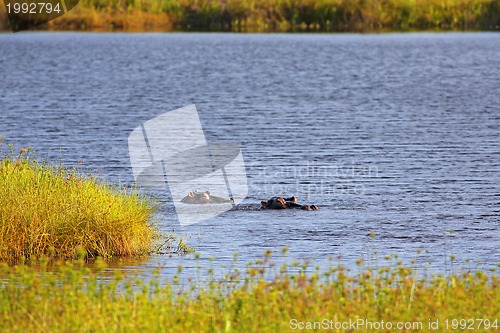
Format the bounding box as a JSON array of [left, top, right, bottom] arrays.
[[188, 191, 194, 197]]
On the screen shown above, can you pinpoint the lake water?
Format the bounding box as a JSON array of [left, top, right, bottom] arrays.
[[0, 32, 498, 279]]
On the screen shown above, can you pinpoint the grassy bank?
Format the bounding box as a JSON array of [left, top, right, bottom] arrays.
[[0, 141, 159, 261], [1, 0, 500, 32], [0, 254, 498, 332]]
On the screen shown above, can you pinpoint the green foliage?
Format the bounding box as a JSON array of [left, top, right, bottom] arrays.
[[0, 255, 498, 332], [1, 0, 499, 31], [0, 139, 159, 261]]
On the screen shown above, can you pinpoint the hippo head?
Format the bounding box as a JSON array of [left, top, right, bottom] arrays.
[[261, 196, 288, 209], [193, 191, 211, 203], [181, 191, 211, 204], [181, 190, 234, 204], [261, 195, 318, 210]]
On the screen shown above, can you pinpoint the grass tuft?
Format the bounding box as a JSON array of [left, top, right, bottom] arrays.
[[0, 140, 159, 261]]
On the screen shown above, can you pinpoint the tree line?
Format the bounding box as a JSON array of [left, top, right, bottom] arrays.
[[1, 0, 500, 31]]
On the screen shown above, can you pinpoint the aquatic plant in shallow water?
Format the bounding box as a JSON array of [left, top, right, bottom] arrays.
[[0, 253, 498, 332]]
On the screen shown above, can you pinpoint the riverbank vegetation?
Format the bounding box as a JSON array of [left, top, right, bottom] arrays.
[[0, 139, 159, 262], [0, 253, 498, 332], [1, 0, 500, 32]]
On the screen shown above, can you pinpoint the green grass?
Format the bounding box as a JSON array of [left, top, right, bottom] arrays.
[[0, 253, 498, 332], [0, 140, 159, 261]]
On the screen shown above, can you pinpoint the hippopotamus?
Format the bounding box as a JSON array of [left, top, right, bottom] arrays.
[[260, 196, 318, 210], [180, 191, 234, 204]]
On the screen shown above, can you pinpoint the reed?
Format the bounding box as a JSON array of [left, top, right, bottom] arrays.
[[0, 140, 159, 262], [0, 253, 498, 332]]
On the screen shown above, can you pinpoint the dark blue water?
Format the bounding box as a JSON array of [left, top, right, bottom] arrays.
[[0, 32, 498, 278]]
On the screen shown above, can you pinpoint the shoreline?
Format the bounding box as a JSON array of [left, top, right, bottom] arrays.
[[2, 0, 500, 33], [1, 27, 499, 34]]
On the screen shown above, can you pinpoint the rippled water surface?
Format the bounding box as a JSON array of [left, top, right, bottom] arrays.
[[0, 32, 498, 277]]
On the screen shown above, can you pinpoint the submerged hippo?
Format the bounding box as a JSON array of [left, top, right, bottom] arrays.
[[261, 196, 318, 211], [180, 191, 234, 204]]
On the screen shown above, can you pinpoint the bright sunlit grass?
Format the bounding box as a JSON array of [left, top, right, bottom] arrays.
[[0, 140, 159, 261], [0, 254, 498, 332]]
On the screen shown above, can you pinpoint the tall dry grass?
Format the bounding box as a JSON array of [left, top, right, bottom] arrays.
[[0, 139, 159, 261]]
